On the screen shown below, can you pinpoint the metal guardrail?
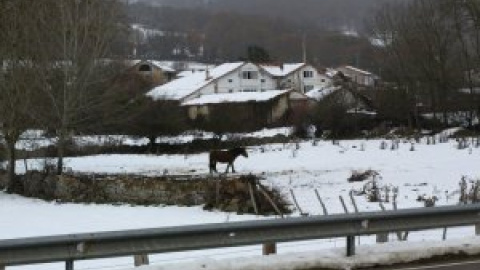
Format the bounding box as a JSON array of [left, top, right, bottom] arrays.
[[1, 204, 480, 269]]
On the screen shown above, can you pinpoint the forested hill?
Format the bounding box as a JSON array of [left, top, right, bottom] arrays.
[[129, 0, 389, 32], [123, 0, 388, 69]]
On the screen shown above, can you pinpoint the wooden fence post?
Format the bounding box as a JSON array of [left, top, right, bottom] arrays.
[[376, 203, 389, 243], [263, 242, 277, 255], [346, 236, 355, 256], [349, 191, 359, 213], [257, 182, 282, 255], [65, 260, 74, 270], [134, 254, 149, 267], [339, 196, 349, 214], [314, 189, 328, 215], [393, 201, 409, 241], [290, 189, 307, 216]]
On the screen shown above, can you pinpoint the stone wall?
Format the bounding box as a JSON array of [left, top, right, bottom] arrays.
[[53, 174, 213, 206], [19, 173, 239, 206], [3, 172, 290, 215]]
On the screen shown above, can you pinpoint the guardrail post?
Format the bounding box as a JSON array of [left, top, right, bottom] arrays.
[[346, 236, 355, 257], [66, 260, 74, 270], [376, 233, 388, 243], [262, 242, 276, 255], [134, 254, 149, 267]]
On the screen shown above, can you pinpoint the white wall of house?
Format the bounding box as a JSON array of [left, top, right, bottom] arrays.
[[188, 63, 278, 99], [181, 62, 332, 101], [278, 65, 332, 93], [216, 63, 277, 93]]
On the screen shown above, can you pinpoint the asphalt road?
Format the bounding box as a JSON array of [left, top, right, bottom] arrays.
[[361, 259, 480, 270]]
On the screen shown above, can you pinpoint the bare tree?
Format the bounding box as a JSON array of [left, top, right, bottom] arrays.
[[0, 0, 41, 192], [371, 0, 465, 127], [31, 0, 123, 174], [448, 0, 480, 127]]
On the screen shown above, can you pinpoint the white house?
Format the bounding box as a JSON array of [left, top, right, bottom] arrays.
[[146, 62, 278, 102], [146, 61, 330, 103], [145, 61, 317, 126], [260, 63, 332, 93]]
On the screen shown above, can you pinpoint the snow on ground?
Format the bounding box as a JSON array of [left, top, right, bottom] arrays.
[[3, 136, 480, 270], [125, 236, 480, 270]]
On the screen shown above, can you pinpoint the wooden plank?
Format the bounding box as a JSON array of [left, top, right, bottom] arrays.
[[248, 182, 259, 215], [315, 189, 328, 215], [339, 196, 349, 214], [258, 184, 283, 218], [349, 192, 359, 213], [290, 189, 307, 216]]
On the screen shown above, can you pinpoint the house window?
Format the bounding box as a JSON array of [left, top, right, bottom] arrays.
[[303, 70, 314, 78], [229, 89, 234, 93], [242, 71, 258, 80], [261, 79, 266, 83], [304, 85, 314, 92], [321, 79, 326, 83], [228, 79, 233, 83], [261, 89, 266, 92], [243, 89, 257, 92]]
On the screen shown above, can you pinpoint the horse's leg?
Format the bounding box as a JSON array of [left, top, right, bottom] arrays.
[[225, 163, 230, 173], [209, 161, 217, 173]]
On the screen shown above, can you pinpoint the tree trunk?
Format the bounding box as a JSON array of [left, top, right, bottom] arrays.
[[56, 130, 65, 175], [147, 135, 156, 153], [5, 139, 21, 194]]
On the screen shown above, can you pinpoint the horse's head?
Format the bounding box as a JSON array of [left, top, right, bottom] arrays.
[[234, 147, 248, 158]]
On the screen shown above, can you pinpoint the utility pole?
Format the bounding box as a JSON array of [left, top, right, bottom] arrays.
[[302, 33, 307, 63]]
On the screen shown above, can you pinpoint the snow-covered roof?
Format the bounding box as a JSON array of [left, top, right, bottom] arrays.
[[305, 86, 340, 101], [130, 60, 176, 73], [260, 63, 306, 77], [146, 62, 245, 101], [325, 68, 339, 78], [181, 90, 291, 106], [147, 60, 176, 73], [342, 65, 373, 76]]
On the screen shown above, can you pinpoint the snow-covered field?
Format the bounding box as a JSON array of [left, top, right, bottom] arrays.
[[2, 132, 480, 270]]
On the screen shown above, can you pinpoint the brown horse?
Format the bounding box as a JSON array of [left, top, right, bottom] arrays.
[[209, 147, 248, 173]]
